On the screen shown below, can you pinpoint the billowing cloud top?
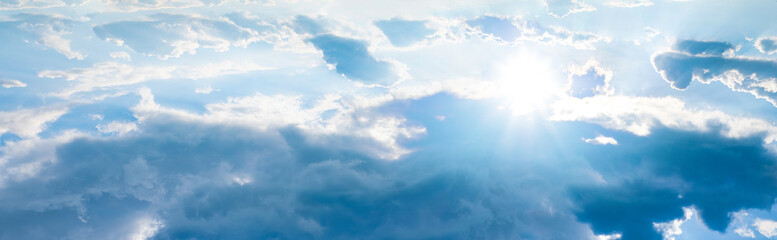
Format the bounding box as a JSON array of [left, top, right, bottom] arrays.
[[2, 1, 777, 240]]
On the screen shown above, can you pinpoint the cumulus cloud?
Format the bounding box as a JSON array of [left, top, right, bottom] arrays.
[[583, 135, 618, 145], [0, 94, 610, 239], [754, 218, 777, 238], [1, 13, 84, 60], [97, 121, 138, 136], [466, 15, 610, 50], [0, 79, 26, 88], [38, 61, 271, 98], [543, 0, 596, 18], [572, 127, 777, 238], [566, 59, 614, 98], [109, 51, 131, 61], [132, 88, 425, 160], [194, 85, 216, 94], [653, 40, 777, 107], [755, 37, 777, 55], [374, 18, 435, 47], [94, 13, 260, 59]]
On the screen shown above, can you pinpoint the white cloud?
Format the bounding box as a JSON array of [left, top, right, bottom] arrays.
[[0, 105, 69, 139], [0, 0, 83, 10], [132, 88, 426, 160], [551, 95, 777, 143], [543, 0, 596, 18], [653, 207, 693, 240], [732, 211, 757, 238], [0, 130, 87, 187], [756, 37, 777, 55], [583, 135, 618, 145], [110, 51, 132, 61], [94, 13, 264, 60], [736, 228, 756, 238], [595, 233, 622, 240], [129, 216, 164, 240], [754, 218, 777, 238], [604, 0, 653, 8], [96, 0, 274, 12], [566, 59, 614, 97], [38, 61, 272, 98], [97, 121, 138, 136], [10, 14, 84, 60], [0, 79, 27, 88], [466, 16, 611, 50], [194, 85, 217, 94]]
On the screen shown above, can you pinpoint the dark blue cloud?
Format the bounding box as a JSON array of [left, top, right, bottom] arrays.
[[308, 34, 401, 86], [573, 127, 777, 239], [653, 48, 777, 107], [674, 40, 736, 56], [374, 18, 434, 47], [0, 95, 598, 239], [3, 94, 777, 239]]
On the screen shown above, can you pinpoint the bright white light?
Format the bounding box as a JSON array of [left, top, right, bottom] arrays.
[[495, 52, 562, 115], [130, 216, 164, 240]]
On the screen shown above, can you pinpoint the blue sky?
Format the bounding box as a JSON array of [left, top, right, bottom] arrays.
[[2, 0, 777, 239]]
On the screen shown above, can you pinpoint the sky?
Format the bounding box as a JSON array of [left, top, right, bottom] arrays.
[[3, 0, 777, 239]]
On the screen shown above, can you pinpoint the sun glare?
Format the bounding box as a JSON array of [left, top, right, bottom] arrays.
[[494, 53, 563, 115]]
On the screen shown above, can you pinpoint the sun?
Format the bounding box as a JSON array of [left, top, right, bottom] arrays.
[[494, 52, 563, 115]]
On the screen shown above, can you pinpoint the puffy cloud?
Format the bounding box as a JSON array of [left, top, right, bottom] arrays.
[[543, 0, 596, 18], [38, 61, 271, 98], [94, 13, 260, 59], [0, 79, 26, 88], [0, 94, 608, 239], [653, 208, 693, 240], [374, 18, 435, 47], [652, 41, 777, 107], [132, 88, 425, 160], [194, 85, 216, 94], [0, 105, 69, 139], [566, 59, 614, 98], [572, 127, 777, 238], [583, 135, 618, 145], [604, 0, 653, 8], [309, 34, 406, 87], [466, 15, 611, 50], [0, 130, 86, 187], [754, 218, 777, 238], [96, 121, 138, 136], [755, 37, 777, 55], [0, 13, 84, 60], [109, 51, 131, 61]]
